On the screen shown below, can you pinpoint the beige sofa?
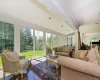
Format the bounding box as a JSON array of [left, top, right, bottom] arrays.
[[54, 45, 74, 57], [58, 56, 100, 80]]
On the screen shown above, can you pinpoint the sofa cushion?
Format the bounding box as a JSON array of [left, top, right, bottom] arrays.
[[79, 50, 88, 60], [95, 47, 100, 65], [61, 46, 71, 53], [56, 52, 69, 56], [67, 46, 74, 51], [86, 46, 98, 64], [56, 46, 62, 52], [75, 50, 87, 59]]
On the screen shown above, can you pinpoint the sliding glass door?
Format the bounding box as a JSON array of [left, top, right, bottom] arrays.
[[46, 33, 52, 48], [20, 27, 34, 59], [35, 30, 44, 58], [20, 27, 68, 59]]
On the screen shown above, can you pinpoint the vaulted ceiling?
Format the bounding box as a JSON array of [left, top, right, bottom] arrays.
[[0, 0, 100, 34], [36, 0, 100, 29], [0, 0, 75, 35]]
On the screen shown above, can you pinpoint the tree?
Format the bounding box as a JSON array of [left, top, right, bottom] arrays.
[[35, 36, 43, 50], [0, 21, 14, 53], [20, 27, 33, 52]]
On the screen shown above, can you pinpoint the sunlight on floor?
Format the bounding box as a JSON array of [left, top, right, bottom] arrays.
[[0, 69, 13, 80], [0, 69, 3, 79]]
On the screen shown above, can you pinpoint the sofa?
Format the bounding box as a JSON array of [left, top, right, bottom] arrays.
[[58, 56, 100, 80], [54, 45, 74, 57]]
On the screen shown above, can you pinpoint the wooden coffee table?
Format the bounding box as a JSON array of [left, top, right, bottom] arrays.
[[46, 57, 60, 74]]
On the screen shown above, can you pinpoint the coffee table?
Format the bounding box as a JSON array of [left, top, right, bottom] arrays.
[[46, 57, 60, 74]]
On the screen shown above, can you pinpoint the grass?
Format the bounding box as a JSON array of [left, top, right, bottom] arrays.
[[0, 56, 2, 68], [20, 50, 44, 58], [0, 50, 44, 67]]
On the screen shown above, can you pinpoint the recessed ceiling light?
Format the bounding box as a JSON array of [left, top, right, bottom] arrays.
[[95, 23, 98, 24], [49, 17, 51, 19], [61, 25, 63, 27]]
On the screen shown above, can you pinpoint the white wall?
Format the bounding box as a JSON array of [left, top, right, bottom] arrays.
[[79, 23, 100, 34], [0, 0, 74, 35], [79, 23, 100, 46]]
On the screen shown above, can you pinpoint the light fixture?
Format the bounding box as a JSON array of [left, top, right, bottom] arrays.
[[95, 23, 98, 24], [49, 17, 51, 19], [61, 25, 63, 27]]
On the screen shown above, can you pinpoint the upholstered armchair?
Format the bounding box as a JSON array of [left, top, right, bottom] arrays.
[[1, 50, 28, 79]]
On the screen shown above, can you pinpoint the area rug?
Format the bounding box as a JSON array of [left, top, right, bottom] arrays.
[[0, 74, 28, 80], [31, 59, 61, 80]]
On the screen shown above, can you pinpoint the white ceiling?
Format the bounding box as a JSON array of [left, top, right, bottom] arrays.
[[0, 0, 75, 35], [37, 0, 100, 29]]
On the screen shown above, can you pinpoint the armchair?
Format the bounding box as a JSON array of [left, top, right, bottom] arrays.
[[1, 50, 28, 79]]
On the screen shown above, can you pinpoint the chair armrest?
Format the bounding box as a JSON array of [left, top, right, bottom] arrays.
[[58, 56, 100, 77]]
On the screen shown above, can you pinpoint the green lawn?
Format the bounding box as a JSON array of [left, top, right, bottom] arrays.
[[0, 50, 44, 67], [20, 50, 44, 58], [0, 56, 2, 68]]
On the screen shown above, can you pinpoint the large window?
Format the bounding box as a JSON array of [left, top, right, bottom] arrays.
[[51, 34, 57, 48], [46, 33, 52, 48], [19, 27, 68, 59], [63, 36, 67, 45], [0, 21, 14, 53], [20, 27, 34, 59], [35, 30, 44, 57], [68, 36, 72, 46], [67, 35, 75, 46]]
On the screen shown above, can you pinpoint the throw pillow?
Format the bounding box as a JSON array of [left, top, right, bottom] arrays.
[[95, 46, 100, 65], [86, 46, 98, 64], [79, 50, 88, 60]]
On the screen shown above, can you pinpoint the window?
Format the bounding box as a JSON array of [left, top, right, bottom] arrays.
[[63, 36, 67, 45], [60, 36, 64, 46], [46, 33, 52, 48], [0, 21, 14, 53], [20, 27, 34, 59], [68, 36, 72, 46], [56, 35, 61, 46], [35, 30, 44, 57], [51, 34, 57, 48]]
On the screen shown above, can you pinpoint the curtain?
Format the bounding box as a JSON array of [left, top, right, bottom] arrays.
[[78, 31, 81, 49]]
